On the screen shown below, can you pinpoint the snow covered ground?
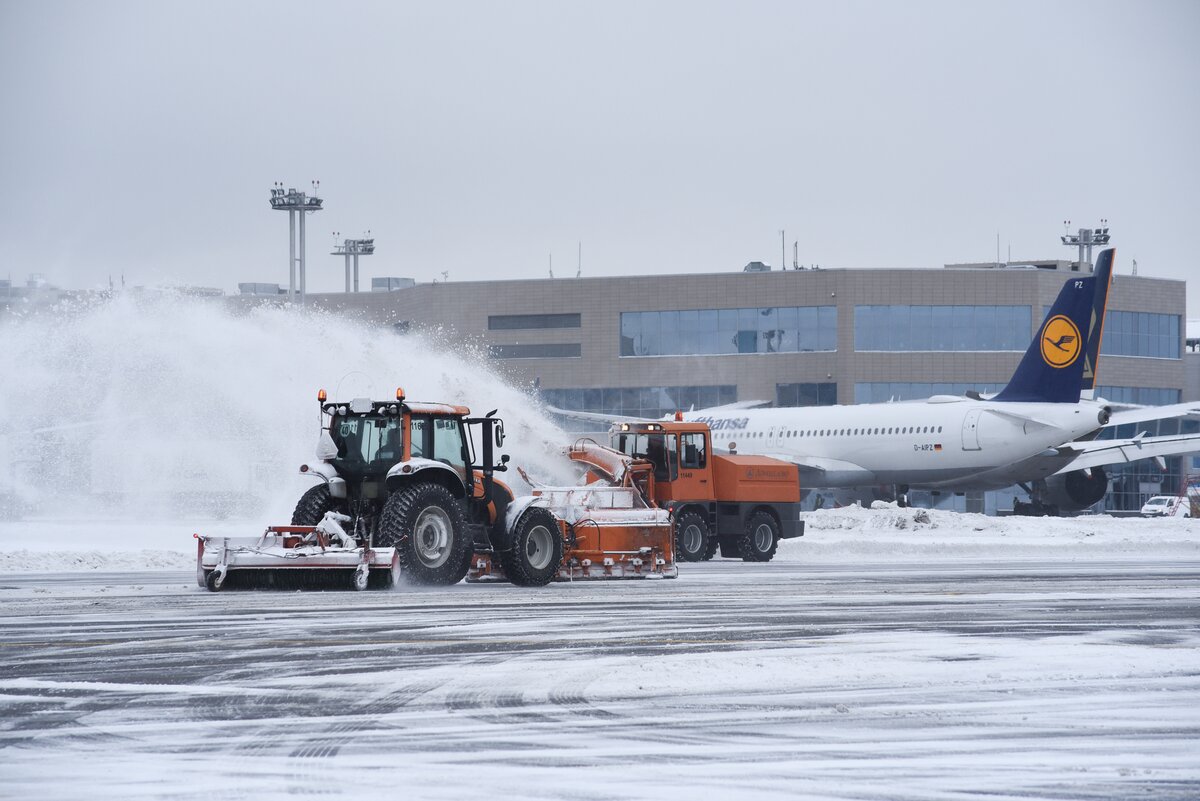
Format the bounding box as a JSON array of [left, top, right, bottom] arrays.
[[0, 507, 1198, 800], [1, 503, 1196, 572]]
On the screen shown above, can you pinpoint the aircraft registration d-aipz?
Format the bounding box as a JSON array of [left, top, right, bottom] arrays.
[[554, 249, 1200, 514]]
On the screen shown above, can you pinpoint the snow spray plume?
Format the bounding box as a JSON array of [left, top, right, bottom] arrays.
[[0, 294, 577, 522]]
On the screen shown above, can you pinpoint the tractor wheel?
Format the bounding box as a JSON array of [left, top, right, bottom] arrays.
[[674, 510, 710, 562], [447, 539, 475, 585], [379, 483, 470, 585], [291, 484, 342, 526], [739, 510, 780, 562], [500, 507, 563, 587]]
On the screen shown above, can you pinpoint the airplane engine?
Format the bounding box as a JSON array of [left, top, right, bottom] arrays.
[[1042, 467, 1109, 511]]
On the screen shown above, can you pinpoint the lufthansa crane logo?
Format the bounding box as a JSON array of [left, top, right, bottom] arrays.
[[1040, 314, 1082, 368]]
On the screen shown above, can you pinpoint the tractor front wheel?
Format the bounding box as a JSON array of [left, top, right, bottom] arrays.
[[379, 483, 470, 585], [291, 484, 343, 526]]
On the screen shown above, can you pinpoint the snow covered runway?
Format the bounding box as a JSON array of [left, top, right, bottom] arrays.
[[1, 509, 1199, 800]]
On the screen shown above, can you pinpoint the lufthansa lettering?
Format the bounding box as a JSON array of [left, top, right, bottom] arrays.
[[694, 416, 750, 430]]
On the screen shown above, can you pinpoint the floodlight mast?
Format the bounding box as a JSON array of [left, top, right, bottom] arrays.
[[331, 232, 376, 292], [1060, 218, 1111, 270], [269, 182, 324, 303]]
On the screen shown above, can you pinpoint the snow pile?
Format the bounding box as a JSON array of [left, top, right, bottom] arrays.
[[0, 549, 193, 573], [780, 502, 1200, 562], [806, 500, 938, 530]]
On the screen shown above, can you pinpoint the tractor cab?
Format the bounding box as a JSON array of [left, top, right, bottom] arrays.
[[319, 390, 486, 498]]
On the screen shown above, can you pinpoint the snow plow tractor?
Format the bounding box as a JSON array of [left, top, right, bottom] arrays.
[[199, 388, 534, 590], [197, 388, 677, 591]]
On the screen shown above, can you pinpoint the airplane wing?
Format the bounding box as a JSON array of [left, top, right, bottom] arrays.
[[708, 400, 772, 411], [1051, 431, 1200, 476], [1104, 402, 1200, 428], [545, 399, 773, 426], [545, 406, 646, 425]]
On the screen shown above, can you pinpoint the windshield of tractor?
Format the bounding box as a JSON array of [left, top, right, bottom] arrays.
[[330, 415, 404, 473], [613, 432, 677, 482]]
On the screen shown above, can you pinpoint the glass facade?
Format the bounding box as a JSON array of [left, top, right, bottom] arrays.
[[854, 382, 1005, 403], [776, 382, 837, 406], [541, 385, 737, 419], [620, 306, 836, 357], [1095, 417, 1200, 512], [855, 305, 1030, 352], [1100, 311, 1181, 359], [488, 343, 581, 359], [489, 313, 581, 330], [1095, 385, 1182, 406]]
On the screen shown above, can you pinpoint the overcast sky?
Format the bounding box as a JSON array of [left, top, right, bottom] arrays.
[[2, 1, 1198, 313]]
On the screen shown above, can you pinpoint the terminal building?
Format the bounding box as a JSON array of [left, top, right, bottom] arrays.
[[244, 256, 1197, 514]]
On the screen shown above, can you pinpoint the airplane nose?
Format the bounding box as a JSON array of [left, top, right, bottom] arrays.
[[1097, 406, 1111, 426]]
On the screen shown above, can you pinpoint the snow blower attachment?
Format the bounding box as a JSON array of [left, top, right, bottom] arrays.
[[468, 440, 678, 582]]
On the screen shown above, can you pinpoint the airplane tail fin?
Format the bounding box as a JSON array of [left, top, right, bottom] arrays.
[[992, 249, 1114, 404], [1078, 249, 1114, 399]]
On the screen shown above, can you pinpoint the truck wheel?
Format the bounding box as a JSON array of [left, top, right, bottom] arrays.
[[674, 510, 710, 562], [379, 483, 469, 585], [500, 507, 563, 587], [291, 484, 342, 526], [739, 511, 779, 562], [701, 536, 720, 561]]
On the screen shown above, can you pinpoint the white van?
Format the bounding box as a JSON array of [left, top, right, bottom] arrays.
[[1140, 496, 1190, 518]]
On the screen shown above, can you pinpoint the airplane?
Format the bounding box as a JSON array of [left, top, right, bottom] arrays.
[[550, 249, 1200, 515]]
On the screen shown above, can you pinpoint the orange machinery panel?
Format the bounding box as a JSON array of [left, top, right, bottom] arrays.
[[711, 454, 800, 503]]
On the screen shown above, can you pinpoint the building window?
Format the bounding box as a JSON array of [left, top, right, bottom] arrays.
[[854, 382, 1005, 403], [855, 305, 1030, 352], [1100, 311, 1181, 359], [488, 343, 581, 359], [619, 306, 836, 357], [776, 383, 837, 406], [541, 385, 736, 419], [489, 313, 581, 330], [1095, 386, 1182, 406]]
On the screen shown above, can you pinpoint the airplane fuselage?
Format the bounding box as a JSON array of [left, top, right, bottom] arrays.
[[687, 396, 1111, 491]]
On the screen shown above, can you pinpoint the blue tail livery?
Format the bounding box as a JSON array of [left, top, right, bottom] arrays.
[[993, 248, 1114, 403]]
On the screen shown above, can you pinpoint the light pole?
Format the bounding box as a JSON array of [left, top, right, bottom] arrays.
[[1060, 219, 1111, 271], [331, 233, 376, 293], [270, 181, 324, 303]]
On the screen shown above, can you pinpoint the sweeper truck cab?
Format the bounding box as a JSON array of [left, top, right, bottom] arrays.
[[604, 419, 804, 562]]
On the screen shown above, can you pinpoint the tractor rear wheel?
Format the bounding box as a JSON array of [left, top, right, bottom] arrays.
[[291, 484, 342, 526], [379, 483, 470, 585], [674, 510, 710, 562], [500, 507, 563, 587], [739, 510, 780, 562]]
